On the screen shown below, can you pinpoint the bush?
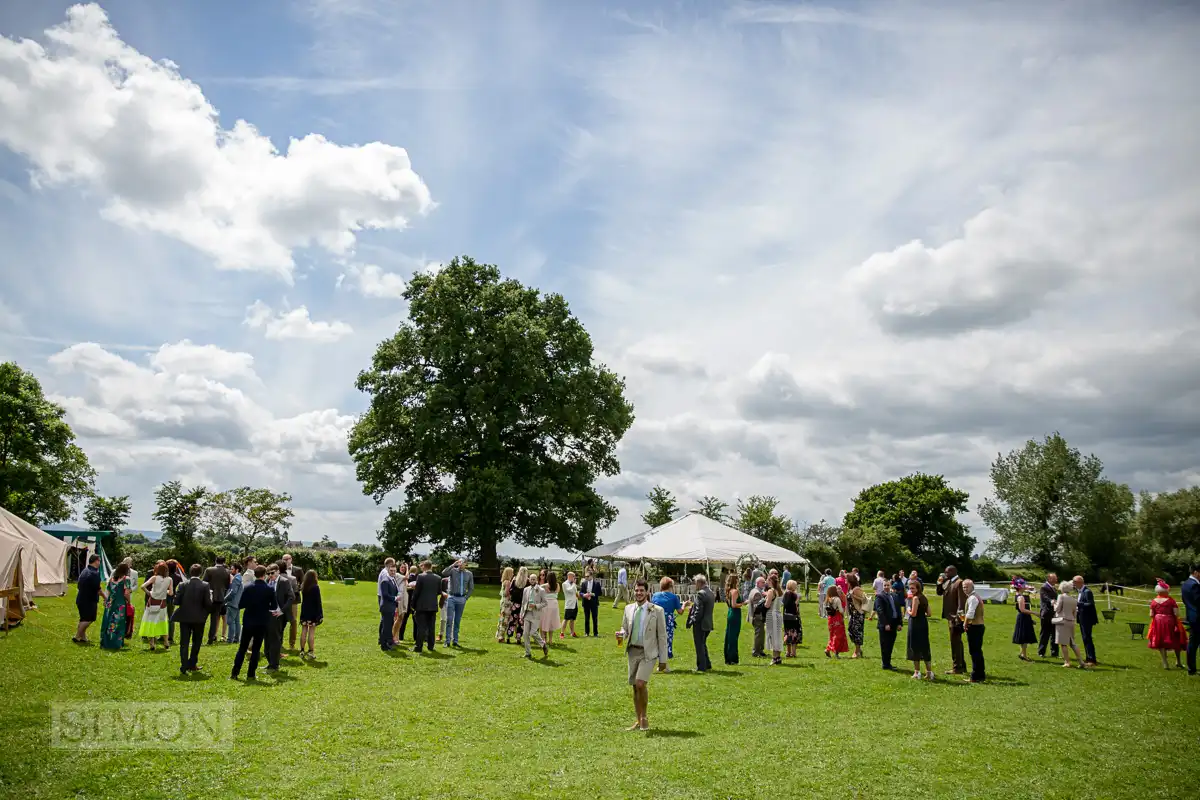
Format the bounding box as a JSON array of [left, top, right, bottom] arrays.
[[967, 556, 1008, 583]]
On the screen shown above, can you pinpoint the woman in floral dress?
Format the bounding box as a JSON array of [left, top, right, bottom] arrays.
[[99, 562, 132, 651], [506, 567, 526, 643], [846, 574, 869, 659], [496, 567, 514, 642]]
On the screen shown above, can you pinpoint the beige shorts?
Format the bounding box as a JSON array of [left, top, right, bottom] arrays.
[[627, 645, 654, 685]]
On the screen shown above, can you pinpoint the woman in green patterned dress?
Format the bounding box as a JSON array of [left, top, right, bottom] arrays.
[[99, 562, 132, 650]]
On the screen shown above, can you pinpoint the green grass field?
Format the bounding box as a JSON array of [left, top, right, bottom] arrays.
[[0, 583, 1194, 800]]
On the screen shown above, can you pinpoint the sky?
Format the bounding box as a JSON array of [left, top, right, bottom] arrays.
[[1, 1, 1198, 557]]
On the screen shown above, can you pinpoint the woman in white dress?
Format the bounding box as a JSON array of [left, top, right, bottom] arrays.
[[1053, 580, 1086, 669], [138, 562, 174, 651], [539, 571, 562, 641], [764, 575, 785, 665], [560, 571, 579, 639]]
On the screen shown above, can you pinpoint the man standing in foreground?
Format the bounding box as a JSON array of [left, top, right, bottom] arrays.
[[173, 564, 214, 674], [617, 579, 668, 731], [691, 575, 715, 672], [411, 560, 443, 653], [940, 565, 967, 675], [441, 558, 474, 647], [1181, 565, 1200, 675], [1073, 575, 1098, 666], [874, 580, 902, 671], [230, 566, 280, 681], [73, 554, 102, 643]]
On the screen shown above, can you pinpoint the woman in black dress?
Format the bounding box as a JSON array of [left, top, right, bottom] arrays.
[[298, 569, 323, 659], [906, 578, 933, 680], [782, 580, 802, 658], [1011, 578, 1037, 661]]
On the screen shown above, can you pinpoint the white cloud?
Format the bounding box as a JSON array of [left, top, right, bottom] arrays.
[[0, 4, 433, 279], [148, 340, 256, 381], [337, 263, 407, 299], [243, 300, 353, 342]]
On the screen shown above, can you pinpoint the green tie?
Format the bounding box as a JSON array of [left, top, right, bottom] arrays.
[[633, 606, 643, 646]]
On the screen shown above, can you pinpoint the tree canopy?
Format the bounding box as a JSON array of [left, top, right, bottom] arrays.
[[202, 486, 294, 557], [152, 480, 208, 567], [83, 494, 132, 534], [843, 473, 974, 565], [733, 495, 798, 551], [695, 495, 729, 523], [979, 433, 1111, 570], [349, 256, 634, 568], [642, 485, 680, 528], [0, 361, 94, 524]]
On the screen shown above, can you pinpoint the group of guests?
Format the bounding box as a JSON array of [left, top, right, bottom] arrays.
[[376, 557, 475, 652], [721, 569, 804, 666], [72, 553, 324, 680]]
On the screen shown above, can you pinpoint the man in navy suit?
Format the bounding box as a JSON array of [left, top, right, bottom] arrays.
[[1073, 575, 1099, 666], [230, 566, 280, 681], [580, 568, 603, 637], [1182, 565, 1200, 676], [874, 581, 903, 671]]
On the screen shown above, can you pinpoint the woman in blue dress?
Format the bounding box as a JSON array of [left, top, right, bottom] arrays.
[[651, 577, 689, 666], [99, 562, 132, 651]]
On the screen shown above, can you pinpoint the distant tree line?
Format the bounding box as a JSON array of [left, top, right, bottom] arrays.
[[641, 433, 1199, 585]]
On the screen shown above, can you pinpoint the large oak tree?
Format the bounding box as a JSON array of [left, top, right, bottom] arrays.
[[0, 362, 94, 524], [349, 256, 634, 568]]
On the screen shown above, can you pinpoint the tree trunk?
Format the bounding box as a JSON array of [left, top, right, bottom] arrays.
[[478, 537, 499, 570]]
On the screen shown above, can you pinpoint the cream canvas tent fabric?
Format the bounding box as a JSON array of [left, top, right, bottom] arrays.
[[0, 527, 30, 623], [0, 506, 69, 596], [584, 513, 807, 564]]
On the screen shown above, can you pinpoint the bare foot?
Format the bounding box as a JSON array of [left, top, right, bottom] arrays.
[[627, 722, 642, 731]]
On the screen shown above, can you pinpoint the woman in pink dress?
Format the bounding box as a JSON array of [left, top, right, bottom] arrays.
[[824, 584, 849, 658], [1148, 580, 1187, 669]]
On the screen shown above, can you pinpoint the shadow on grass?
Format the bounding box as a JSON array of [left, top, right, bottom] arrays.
[[530, 657, 565, 668], [417, 649, 454, 660], [672, 669, 745, 677], [263, 669, 299, 683], [306, 659, 330, 668], [643, 729, 703, 739], [383, 648, 408, 659], [452, 646, 488, 655], [170, 670, 214, 682], [932, 675, 1030, 688]]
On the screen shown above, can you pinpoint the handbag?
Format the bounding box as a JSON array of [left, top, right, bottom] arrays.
[[1051, 616, 1064, 625], [685, 602, 697, 629]]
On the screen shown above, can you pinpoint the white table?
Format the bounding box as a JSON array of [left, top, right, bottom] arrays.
[[973, 585, 1010, 603]]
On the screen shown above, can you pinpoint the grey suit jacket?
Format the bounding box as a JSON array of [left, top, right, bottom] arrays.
[[693, 587, 715, 632], [275, 575, 296, 612]]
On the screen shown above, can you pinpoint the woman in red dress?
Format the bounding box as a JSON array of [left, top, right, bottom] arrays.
[[824, 584, 849, 658], [1148, 580, 1187, 669]]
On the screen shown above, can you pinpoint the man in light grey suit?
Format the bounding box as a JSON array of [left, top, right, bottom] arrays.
[[691, 575, 715, 672], [617, 578, 668, 731]]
